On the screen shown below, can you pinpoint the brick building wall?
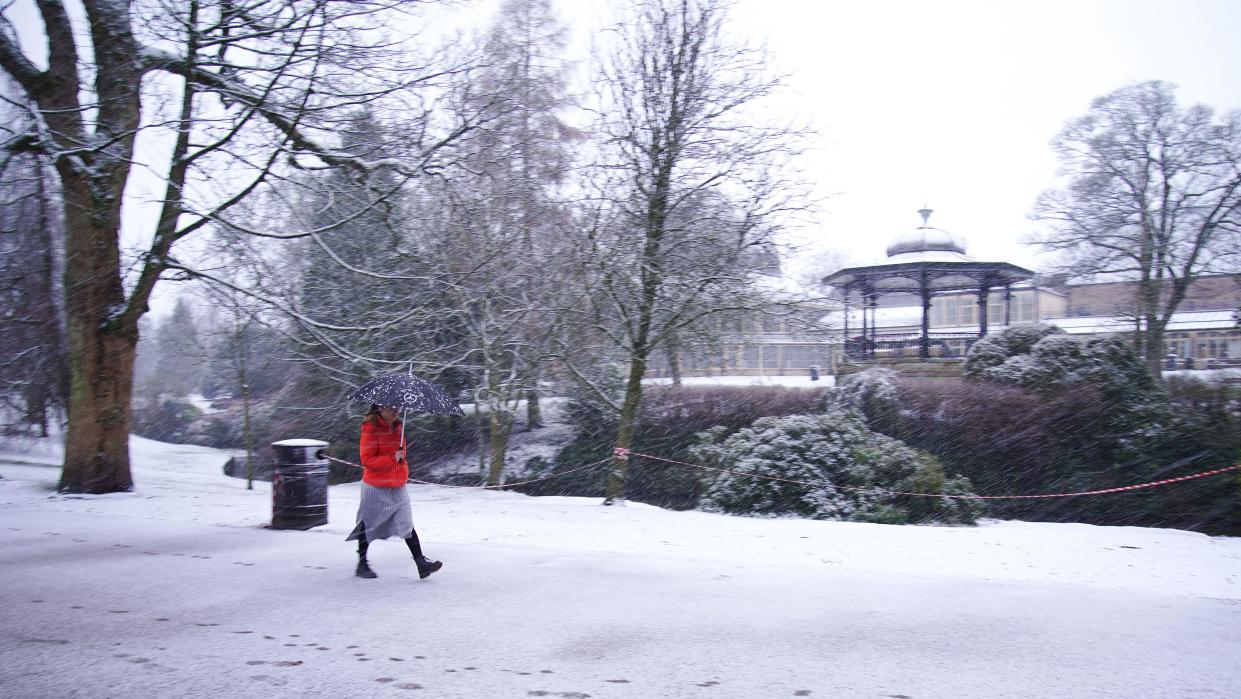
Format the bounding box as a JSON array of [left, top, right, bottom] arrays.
[[1062, 274, 1241, 317]]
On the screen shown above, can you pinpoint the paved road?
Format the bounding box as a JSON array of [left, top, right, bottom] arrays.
[[3, 506, 1239, 698]]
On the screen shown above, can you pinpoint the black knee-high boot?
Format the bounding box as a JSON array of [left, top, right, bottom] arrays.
[[355, 526, 377, 579], [405, 527, 442, 579]]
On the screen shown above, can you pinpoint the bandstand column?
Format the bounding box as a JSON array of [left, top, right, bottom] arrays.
[[919, 273, 931, 359], [860, 289, 868, 358], [867, 292, 878, 358], [977, 283, 991, 338], [842, 286, 850, 357]]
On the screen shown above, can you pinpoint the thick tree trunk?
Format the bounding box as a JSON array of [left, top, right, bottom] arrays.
[[605, 351, 647, 503], [486, 410, 513, 486], [59, 322, 138, 493], [56, 168, 138, 493], [525, 387, 542, 430], [667, 333, 682, 387], [475, 403, 487, 476], [30, 0, 144, 494], [1144, 318, 1165, 383]]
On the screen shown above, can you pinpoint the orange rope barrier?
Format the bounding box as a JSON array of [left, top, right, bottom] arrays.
[[617, 448, 1241, 500], [322, 454, 609, 490]]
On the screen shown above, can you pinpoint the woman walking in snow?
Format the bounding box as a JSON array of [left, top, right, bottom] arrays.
[[346, 404, 443, 580]]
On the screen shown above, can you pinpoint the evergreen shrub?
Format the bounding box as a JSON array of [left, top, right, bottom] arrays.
[[131, 399, 202, 444], [519, 385, 828, 508], [691, 411, 982, 524], [840, 327, 1241, 534]]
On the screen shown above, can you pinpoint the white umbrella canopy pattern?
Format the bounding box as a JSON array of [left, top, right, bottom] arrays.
[[347, 373, 464, 416]]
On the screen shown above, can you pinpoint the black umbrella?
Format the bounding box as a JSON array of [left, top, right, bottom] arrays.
[[347, 373, 464, 416]]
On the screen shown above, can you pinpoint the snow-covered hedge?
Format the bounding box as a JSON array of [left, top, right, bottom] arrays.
[[829, 368, 901, 430], [965, 324, 1160, 397], [963, 325, 1170, 434], [963, 323, 1065, 381], [691, 411, 982, 524]]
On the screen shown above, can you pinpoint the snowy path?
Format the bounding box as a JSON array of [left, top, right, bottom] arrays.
[[2, 437, 1241, 698]]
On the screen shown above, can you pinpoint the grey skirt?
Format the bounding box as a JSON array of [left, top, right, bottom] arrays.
[[346, 483, 414, 541]]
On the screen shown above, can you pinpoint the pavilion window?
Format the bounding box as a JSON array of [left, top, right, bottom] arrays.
[[987, 291, 1036, 324], [762, 346, 780, 369], [783, 345, 820, 368], [931, 295, 978, 327], [1165, 336, 1190, 359], [742, 346, 761, 368]]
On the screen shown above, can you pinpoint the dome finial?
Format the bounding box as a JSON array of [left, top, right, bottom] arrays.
[[918, 206, 933, 227]]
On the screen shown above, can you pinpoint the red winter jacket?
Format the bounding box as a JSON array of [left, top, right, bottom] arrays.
[[359, 417, 408, 488]]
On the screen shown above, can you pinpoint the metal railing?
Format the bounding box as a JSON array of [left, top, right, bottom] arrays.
[[844, 332, 982, 360]]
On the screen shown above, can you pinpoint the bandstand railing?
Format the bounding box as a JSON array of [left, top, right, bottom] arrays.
[[844, 332, 983, 361]]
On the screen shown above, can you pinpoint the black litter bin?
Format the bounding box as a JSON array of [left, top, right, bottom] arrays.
[[271, 439, 329, 530]]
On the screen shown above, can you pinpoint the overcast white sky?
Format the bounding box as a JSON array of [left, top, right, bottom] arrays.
[[547, 0, 1241, 274], [7, 0, 1241, 289]]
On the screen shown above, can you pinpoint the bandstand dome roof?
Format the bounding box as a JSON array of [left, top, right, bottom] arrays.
[[885, 208, 972, 262], [821, 207, 1035, 293]]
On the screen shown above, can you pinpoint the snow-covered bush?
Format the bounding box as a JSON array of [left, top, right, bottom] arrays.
[[967, 329, 1166, 415], [963, 323, 1065, 378], [131, 399, 202, 444], [691, 411, 982, 524], [533, 386, 828, 508], [829, 368, 901, 431]]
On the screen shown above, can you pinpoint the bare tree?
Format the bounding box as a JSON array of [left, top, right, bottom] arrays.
[[200, 289, 285, 489], [1032, 81, 1241, 380], [450, 0, 580, 484], [261, 0, 582, 487], [0, 1, 487, 492], [583, 0, 810, 503], [0, 89, 67, 435]]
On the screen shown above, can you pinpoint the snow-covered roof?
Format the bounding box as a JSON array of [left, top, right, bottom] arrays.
[[885, 226, 972, 263], [885, 208, 971, 261], [1046, 310, 1238, 335]]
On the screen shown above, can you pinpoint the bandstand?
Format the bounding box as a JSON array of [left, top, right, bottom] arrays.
[[823, 209, 1035, 362]]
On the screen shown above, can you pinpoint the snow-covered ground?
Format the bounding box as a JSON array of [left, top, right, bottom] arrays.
[[646, 374, 837, 388], [2, 435, 1240, 698]]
